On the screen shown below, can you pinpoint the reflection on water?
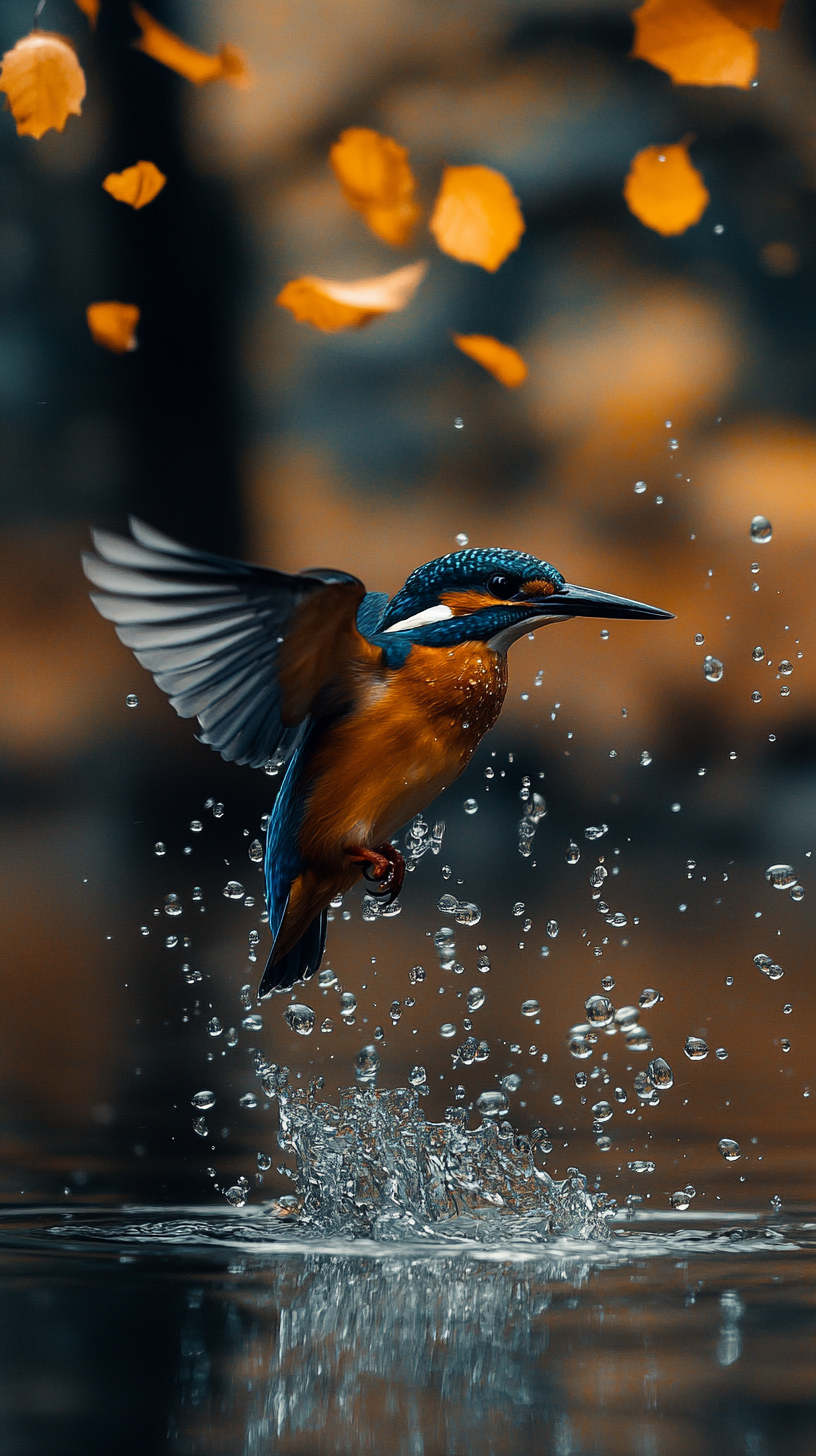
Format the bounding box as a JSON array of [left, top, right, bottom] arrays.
[[0, 1208, 814, 1455]]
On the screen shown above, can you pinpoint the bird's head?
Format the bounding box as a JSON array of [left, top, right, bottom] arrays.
[[375, 548, 672, 654]]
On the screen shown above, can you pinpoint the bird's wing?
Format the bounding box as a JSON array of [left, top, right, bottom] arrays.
[[82, 516, 374, 769]]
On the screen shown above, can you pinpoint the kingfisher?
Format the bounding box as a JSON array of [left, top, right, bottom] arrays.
[[83, 518, 671, 997]]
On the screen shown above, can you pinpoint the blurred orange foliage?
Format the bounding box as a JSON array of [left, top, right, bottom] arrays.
[[624, 142, 710, 235], [430, 164, 525, 272], [130, 3, 251, 88], [329, 127, 421, 247], [709, 0, 784, 25], [0, 31, 85, 139], [86, 301, 140, 352], [452, 333, 528, 387], [631, 0, 758, 88], [102, 159, 166, 208], [72, 0, 100, 27], [277, 262, 427, 332]]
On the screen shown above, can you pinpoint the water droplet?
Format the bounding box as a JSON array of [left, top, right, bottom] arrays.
[[192, 1117, 208, 1137], [521, 999, 540, 1018], [164, 893, 182, 917], [592, 1100, 613, 1122], [607, 911, 628, 928], [783, 1003, 792, 1015], [752, 645, 765, 662], [584, 824, 608, 841], [239, 1092, 257, 1109], [638, 988, 660, 1009], [454, 417, 464, 430], [213, 802, 224, 819], [242, 1014, 263, 1031], [455, 900, 481, 926], [703, 656, 724, 682], [751, 690, 762, 704], [125, 693, 139, 708], [634, 481, 647, 494], [777, 659, 793, 678], [575, 1071, 588, 1088], [455, 532, 469, 546], [754, 952, 784, 979], [600, 629, 609, 641], [192, 1090, 215, 1110], [585, 995, 614, 1027], [790, 884, 805, 902], [284, 1003, 315, 1036], [565, 842, 581, 864], [640, 750, 653, 766], [601, 975, 615, 991], [207, 1016, 222, 1037], [590, 866, 607, 888], [467, 986, 486, 1012], [439, 1022, 457, 1038], [648, 1056, 673, 1089], [409, 965, 427, 984], [248, 839, 263, 863], [320, 1018, 334, 1033], [694, 634, 705, 646], [154, 842, 166, 856], [765, 864, 797, 890], [670, 1190, 690, 1210], [223, 880, 245, 899], [615, 1005, 639, 1026], [715, 1047, 728, 1060], [718, 1138, 741, 1162], [569, 1036, 593, 1059], [501, 1073, 522, 1093], [684, 1037, 708, 1060], [781, 1038, 791, 1052], [339, 993, 357, 1018], [463, 799, 478, 815], [476, 1089, 509, 1117], [628, 1160, 655, 1173], [224, 1185, 247, 1208], [355, 1044, 380, 1084], [750, 515, 772, 544]]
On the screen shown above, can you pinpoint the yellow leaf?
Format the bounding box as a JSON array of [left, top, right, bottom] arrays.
[[73, 0, 100, 28], [709, 0, 784, 27], [87, 302, 140, 353], [430, 165, 525, 273], [277, 262, 428, 333], [329, 127, 421, 247], [130, 3, 251, 89], [452, 333, 528, 388], [623, 142, 710, 235], [0, 31, 85, 140], [102, 159, 166, 209], [631, 0, 758, 88]]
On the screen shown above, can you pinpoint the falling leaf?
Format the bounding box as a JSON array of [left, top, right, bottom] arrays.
[[0, 31, 86, 140], [452, 333, 528, 388], [329, 127, 421, 247], [630, 0, 758, 88], [277, 261, 428, 333], [73, 0, 100, 27], [87, 302, 140, 353], [130, 3, 251, 88], [430, 165, 524, 273], [623, 143, 710, 235], [102, 160, 167, 209], [709, 0, 784, 26]]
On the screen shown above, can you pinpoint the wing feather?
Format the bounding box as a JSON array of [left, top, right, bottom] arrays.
[[83, 516, 370, 769]]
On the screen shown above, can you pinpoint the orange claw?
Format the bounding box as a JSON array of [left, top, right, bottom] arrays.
[[345, 842, 405, 904]]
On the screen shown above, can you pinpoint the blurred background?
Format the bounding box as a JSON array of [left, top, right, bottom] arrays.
[[0, 0, 813, 1220]]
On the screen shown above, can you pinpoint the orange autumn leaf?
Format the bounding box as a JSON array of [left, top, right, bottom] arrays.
[[452, 333, 528, 388], [624, 142, 710, 236], [73, 0, 100, 28], [102, 159, 166, 209], [329, 127, 421, 247], [709, 0, 784, 26], [130, 3, 251, 89], [0, 31, 85, 140], [86, 302, 140, 353], [277, 261, 428, 333], [430, 165, 525, 273], [631, 0, 757, 88]]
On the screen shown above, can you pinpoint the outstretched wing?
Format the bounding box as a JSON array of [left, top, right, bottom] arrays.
[[82, 516, 371, 769]]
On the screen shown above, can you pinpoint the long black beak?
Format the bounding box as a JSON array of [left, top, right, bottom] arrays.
[[538, 583, 673, 620]]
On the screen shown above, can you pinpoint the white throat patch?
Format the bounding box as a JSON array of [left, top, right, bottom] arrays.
[[383, 603, 453, 634]]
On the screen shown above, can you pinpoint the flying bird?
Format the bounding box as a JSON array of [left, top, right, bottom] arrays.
[[83, 518, 672, 997]]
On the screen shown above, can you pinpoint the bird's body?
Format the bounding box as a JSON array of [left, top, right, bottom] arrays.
[[83, 520, 671, 997]]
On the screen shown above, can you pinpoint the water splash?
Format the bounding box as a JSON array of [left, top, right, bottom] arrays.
[[256, 1070, 615, 1242]]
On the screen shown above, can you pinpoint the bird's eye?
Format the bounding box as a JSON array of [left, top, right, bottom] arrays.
[[486, 572, 522, 600]]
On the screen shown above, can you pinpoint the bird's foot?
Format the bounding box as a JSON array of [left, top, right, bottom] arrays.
[[344, 842, 405, 905]]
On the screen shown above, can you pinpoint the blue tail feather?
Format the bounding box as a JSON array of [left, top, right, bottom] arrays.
[[258, 909, 328, 996]]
